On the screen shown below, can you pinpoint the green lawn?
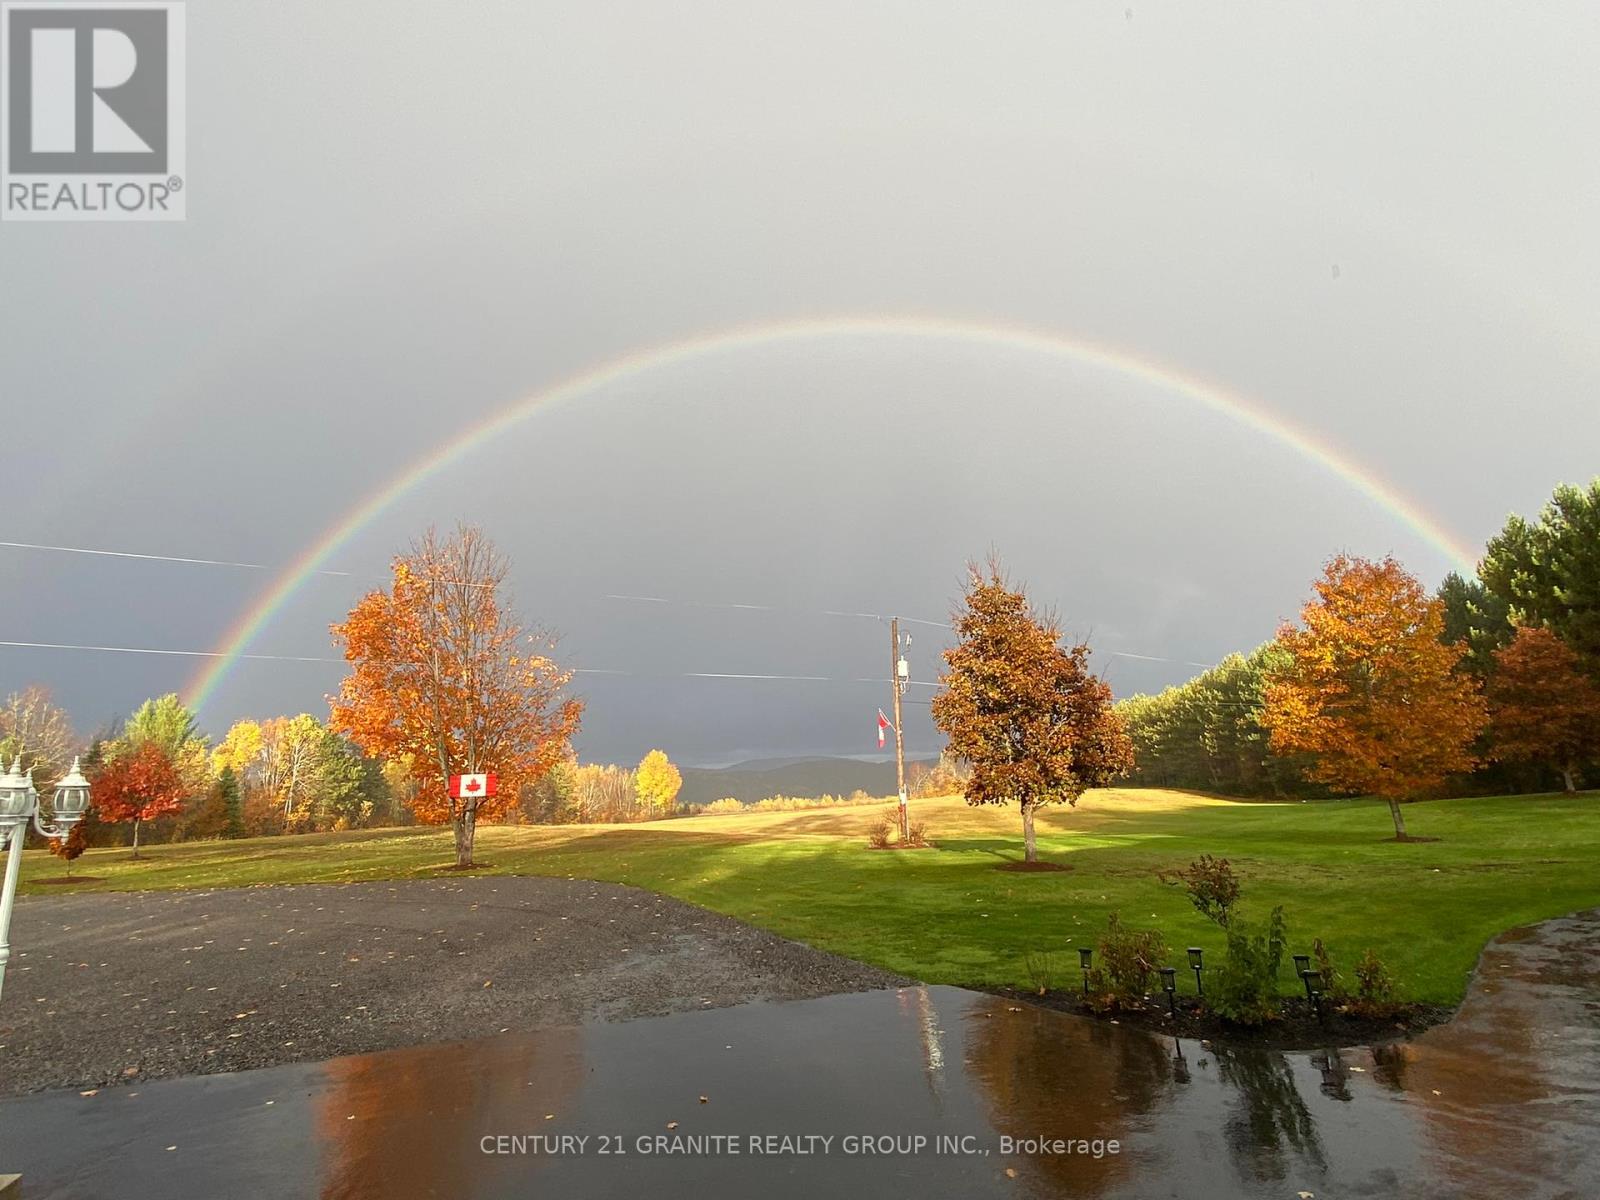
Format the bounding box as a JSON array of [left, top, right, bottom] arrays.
[[17, 789, 1600, 1005]]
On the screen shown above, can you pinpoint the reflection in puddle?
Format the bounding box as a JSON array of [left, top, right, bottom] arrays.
[[314, 1031, 585, 1199], [3, 912, 1596, 1199]]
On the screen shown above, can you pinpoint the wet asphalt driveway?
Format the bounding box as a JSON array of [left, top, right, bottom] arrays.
[[0, 877, 907, 1096]]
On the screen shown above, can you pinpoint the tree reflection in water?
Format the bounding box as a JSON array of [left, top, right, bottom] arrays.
[[1212, 1047, 1326, 1182], [964, 1001, 1177, 1197], [313, 1029, 584, 1200]]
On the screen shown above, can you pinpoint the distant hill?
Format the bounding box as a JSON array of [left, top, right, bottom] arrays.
[[678, 756, 937, 807]]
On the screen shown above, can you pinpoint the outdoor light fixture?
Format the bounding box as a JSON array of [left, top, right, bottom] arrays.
[[1079, 946, 1093, 994], [1187, 947, 1204, 995], [1160, 966, 1177, 1016], [0, 756, 93, 1002], [1293, 953, 1311, 979], [1304, 970, 1325, 1022]]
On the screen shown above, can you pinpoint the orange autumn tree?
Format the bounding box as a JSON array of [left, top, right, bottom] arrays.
[[931, 560, 1133, 863], [330, 525, 583, 867], [92, 741, 185, 858], [1262, 555, 1487, 840], [1487, 626, 1600, 794]]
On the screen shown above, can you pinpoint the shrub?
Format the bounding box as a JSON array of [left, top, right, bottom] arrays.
[[1348, 949, 1402, 1018], [701, 797, 745, 814], [47, 823, 87, 877], [905, 819, 932, 848], [1162, 853, 1241, 927], [866, 808, 896, 849], [1212, 905, 1288, 1025], [1086, 913, 1168, 1008], [1311, 937, 1346, 1001], [1023, 951, 1058, 995]]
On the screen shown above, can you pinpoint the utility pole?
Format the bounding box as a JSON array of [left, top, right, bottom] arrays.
[[889, 617, 909, 841]]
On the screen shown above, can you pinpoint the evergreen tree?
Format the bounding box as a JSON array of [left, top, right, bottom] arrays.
[[1482, 479, 1600, 674], [217, 765, 245, 839]]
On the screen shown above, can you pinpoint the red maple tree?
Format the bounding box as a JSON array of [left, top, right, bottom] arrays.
[[92, 742, 184, 858], [1487, 626, 1600, 793]]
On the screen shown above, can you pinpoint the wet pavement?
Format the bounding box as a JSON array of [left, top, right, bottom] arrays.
[[3, 911, 1597, 1199]]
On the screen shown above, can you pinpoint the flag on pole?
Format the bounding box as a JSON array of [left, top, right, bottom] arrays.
[[877, 709, 890, 748]]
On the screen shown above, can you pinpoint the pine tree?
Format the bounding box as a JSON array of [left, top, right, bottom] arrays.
[[217, 765, 246, 839]]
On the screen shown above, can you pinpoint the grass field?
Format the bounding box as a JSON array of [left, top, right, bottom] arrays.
[[17, 789, 1600, 1005]]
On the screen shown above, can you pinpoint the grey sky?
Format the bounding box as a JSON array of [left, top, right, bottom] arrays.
[[3, 1, 1597, 764]]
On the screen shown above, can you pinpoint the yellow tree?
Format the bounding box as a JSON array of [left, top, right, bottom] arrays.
[[635, 749, 683, 817], [931, 560, 1133, 863], [211, 718, 265, 779], [330, 525, 583, 867], [1263, 555, 1487, 839]]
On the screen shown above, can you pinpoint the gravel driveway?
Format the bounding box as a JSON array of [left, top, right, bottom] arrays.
[[0, 877, 908, 1096]]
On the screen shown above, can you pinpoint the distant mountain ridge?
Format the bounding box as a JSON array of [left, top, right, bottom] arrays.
[[677, 755, 937, 806]]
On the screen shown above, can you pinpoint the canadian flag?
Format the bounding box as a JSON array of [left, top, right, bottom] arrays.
[[449, 773, 497, 799], [877, 709, 891, 749]]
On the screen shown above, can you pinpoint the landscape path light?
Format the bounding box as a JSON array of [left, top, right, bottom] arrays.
[[1079, 947, 1093, 995], [1159, 966, 1177, 1017], [1304, 970, 1326, 1023], [0, 756, 92, 1001], [1187, 947, 1205, 995], [1295, 955, 1317, 1003]]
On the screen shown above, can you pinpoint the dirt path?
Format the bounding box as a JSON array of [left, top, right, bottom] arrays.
[[0, 876, 908, 1095]]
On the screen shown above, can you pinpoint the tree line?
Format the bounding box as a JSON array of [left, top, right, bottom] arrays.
[[0, 692, 690, 858], [1117, 478, 1600, 809]]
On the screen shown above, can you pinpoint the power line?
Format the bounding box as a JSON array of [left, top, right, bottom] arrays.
[[0, 639, 896, 686], [1, 541, 1218, 672], [0, 639, 339, 662], [0, 540, 356, 577]]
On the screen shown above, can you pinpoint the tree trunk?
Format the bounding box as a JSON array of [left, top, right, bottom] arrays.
[[454, 807, 477, 868], [1021, 802, 1037, 863], [1386, 798, 1408, 841], [132, 817, 142, 860], [1560, 765, 1578, 794]]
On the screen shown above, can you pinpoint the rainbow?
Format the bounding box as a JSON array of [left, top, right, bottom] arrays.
[[185, 314, 1480, 713]]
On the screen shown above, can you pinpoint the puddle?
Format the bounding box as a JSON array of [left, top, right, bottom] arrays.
[[3, 912, 1596, 1198]]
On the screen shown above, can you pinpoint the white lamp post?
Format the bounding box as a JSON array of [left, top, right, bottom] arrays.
[[0, 755, 92, 1002]]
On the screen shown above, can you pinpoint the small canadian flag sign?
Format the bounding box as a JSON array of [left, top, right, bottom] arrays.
[[448, 773, 498, 799]]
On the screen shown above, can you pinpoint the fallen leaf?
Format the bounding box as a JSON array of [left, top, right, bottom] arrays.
[[666, 1122, 678, 1130], [79, 1090, 98, 1098], [1004, 1168, 1017, 1179], [699, 1095, 709, 1104]]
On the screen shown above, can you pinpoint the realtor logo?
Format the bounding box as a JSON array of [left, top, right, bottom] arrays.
[[1, 1, 185, 220]]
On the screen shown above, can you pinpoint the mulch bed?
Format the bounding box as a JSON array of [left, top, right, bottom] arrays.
[[985, 986, 1453, 1050], [995, 860, 1071, 873]]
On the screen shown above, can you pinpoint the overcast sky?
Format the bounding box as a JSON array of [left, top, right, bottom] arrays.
[[3, 1, 1598, 765]]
